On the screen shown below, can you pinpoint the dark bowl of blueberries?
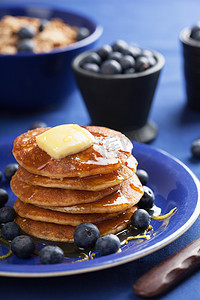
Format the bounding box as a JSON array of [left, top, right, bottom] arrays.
[[0, 3, 102, 111], [72, 40, 165, 143], [180, 22, 200, 110]]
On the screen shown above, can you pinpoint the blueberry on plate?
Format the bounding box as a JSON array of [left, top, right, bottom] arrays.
[[77, 27, 90, 41], [112, 40, 128, 53], [119, 55, 135, 71], [131, 209, 150, 230], [0, 206, 16, 223], [191, 139, 200, 158], [17, 26, 36, 39], [101, 59, 122, 75], [4, 163, 18, 182], [81, 62, 100, 73], [135, 56, 151, 72], [30, 121, 47, 130], [39, 19, 49, 32], [11, 235, 35, 258], [73, 223, 100, 249], [95, 234, 121, 256], [39, 245, 64, 264], [17, 39, 35, 53], [0, 189, 9, 208], [138, 186, 155, 209], [96, 44, 112, 60], [81, 52, 102, 66], [1, 222, 21, 241], [136, 169, 149, 186]]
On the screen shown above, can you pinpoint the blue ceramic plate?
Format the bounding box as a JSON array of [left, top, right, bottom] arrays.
[[0, 136, 200, 277]]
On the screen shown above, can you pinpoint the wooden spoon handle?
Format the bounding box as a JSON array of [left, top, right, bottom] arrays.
[[133, 236, 200, 298]]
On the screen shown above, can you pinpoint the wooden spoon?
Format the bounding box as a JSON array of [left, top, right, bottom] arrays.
[[133, 236, 200, 298]]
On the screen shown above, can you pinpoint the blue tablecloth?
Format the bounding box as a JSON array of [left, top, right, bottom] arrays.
[[1, 0, 200, 299]]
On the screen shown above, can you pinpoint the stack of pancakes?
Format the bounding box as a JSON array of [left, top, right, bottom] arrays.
[[11, 126, 144, 242]]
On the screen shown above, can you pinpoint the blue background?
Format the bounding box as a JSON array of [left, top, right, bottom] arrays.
[[1, 0, 200, 299]]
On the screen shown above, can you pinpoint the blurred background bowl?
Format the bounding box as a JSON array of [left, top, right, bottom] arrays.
[[180, 27, 200, 110], [72, 49, 164, 143], [0, 3, 103, 111]]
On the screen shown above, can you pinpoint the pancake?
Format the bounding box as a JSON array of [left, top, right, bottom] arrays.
[[12, 126, 133, 178], [16, 155, 137, 191], [14, 198, 121, 226], [11, 173, 120, 207], [15, 206, 136, 242], [41, 175, 143, 214]]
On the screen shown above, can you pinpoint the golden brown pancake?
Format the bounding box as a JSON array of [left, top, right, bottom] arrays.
[[16, 155, 137, 191], [12, 126, 133, 178], [14, 198, 121, 226], [15, 206, 136, 242], [40, 175, 143, 214], [11, 173, 120, 207]]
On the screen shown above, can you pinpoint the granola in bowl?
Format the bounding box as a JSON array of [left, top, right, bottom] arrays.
[[0, 15, 88, 54]]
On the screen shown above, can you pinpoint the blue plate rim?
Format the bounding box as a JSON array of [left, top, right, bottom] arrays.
[[0, 139, 200, 277]]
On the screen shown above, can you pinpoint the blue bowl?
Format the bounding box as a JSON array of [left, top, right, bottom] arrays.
[[0, 4, 103, 110]]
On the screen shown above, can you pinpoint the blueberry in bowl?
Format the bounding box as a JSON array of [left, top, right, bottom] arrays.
[[180, 23, 200, 110], [0, 3, 102, 111], [72, 40, 165, 143]]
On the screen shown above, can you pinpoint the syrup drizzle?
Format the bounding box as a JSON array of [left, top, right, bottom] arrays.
[[0, 207, 177, 262]]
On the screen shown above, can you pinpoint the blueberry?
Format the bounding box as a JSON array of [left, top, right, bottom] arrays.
[[30, 121, 47, 130], [17, 39, 35, 52], [108, 51, 123, 62], [0, 189, 9, 208], [136, 169, 149, 185], [191, 30, 200, 41], [96, 44, 112, 60], [39, 19, 49, 32], [0, 171, 2, 185], [190, 23, 200, 40], [101, 59, 122, 75], [124, 68, 136, 74], [81, 63, 100, 73], [77, 27, 90, 41], [11, 235, 35, 258], [39, 245, 64, 264], [191, 139, 200, 158], [131, 209, 150, 230], [123, 45, 142, 58], [141, 49, 154, 58], [82, 52, 102, 66], [135, 56, 151, 72], [95, 234, 121, 256], [119, 55, 135, 71], [1, 222, 21, 241], [147, 56, 157, 67], [4, 163, 18, 182], [112, 40, 128, 53], [138, 186, 155, 209], [0, 206, 16, 223], [17, 26, 36, 39], [73, 223, 100, 249]]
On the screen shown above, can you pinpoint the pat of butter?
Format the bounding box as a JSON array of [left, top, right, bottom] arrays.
[[36, 124, 94, 159]]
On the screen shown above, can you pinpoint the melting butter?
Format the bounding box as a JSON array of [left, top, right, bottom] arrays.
[[36, 124, 94, 159]]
